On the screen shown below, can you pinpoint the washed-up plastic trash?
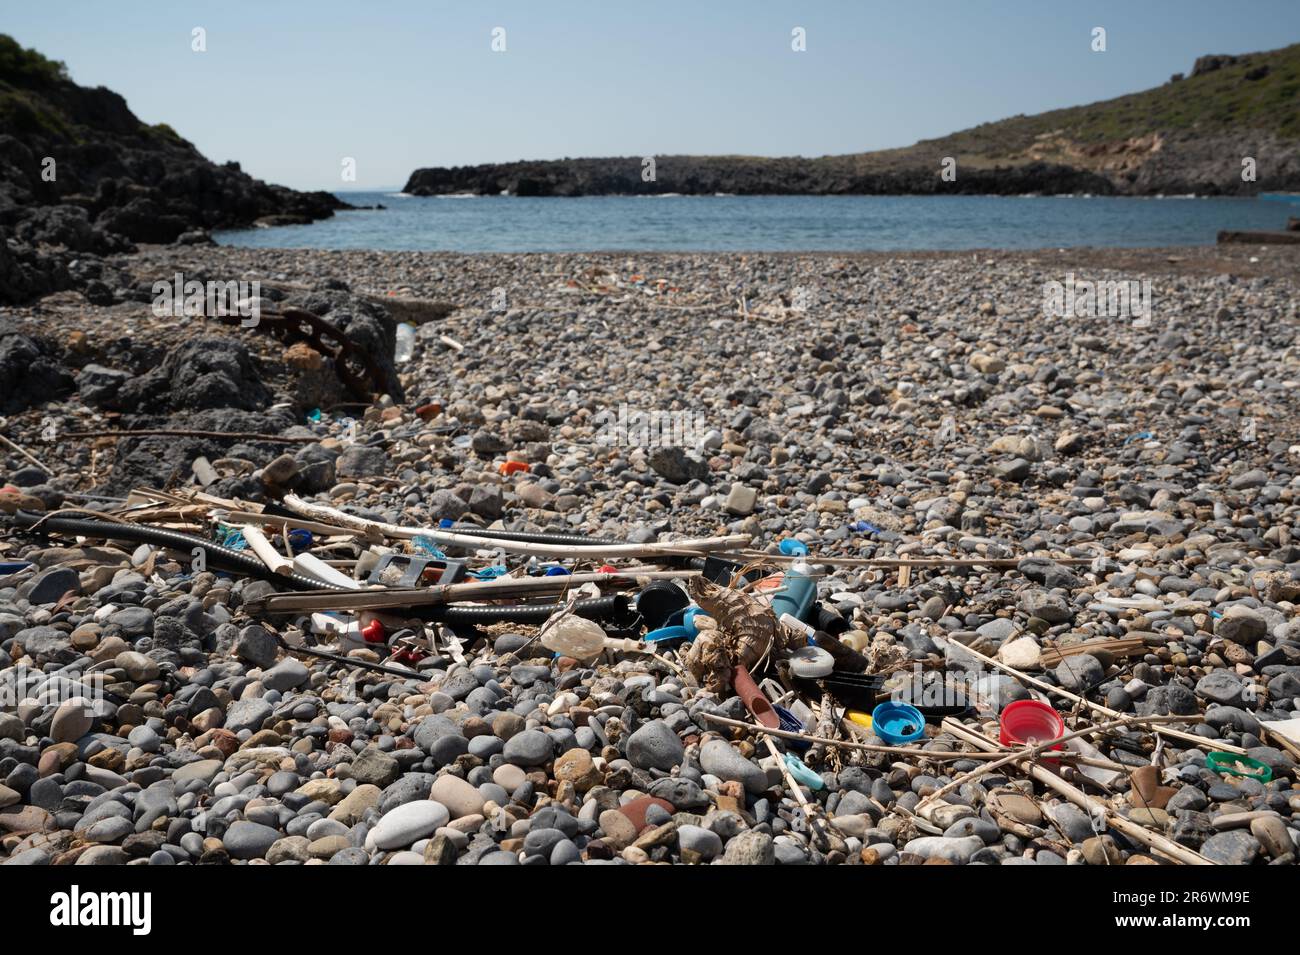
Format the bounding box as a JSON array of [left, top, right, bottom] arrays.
[[412, 535, 447, 559], [395, 322, 416, 362], [789, 645, 835, 678], [770, 542, 817, 624], [733, 663, 778, 728], [636, 580, 691, 631], [368, 552, 466, 587], [848, 520, 884, 535], [1205, 751, 1273, 782], [998, 699, 1065, 752], [783, 754, 824, 790], [312, 611, 390, 648], [1122, 430, 1154, 445], [774, 704, 810, 753], [541, 614, 642, 662], [221, 528, 248, 551], [871, 701, 926, 745], [846, 710, 874, 731], [644, 606, 707, 644], [781, 613, 869, 671], [288, 529, 313, 552], [0, 561, 33, 576]]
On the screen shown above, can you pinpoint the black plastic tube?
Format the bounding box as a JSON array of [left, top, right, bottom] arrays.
[[3, 511, 338, 592], [433, 594, 629, 624]]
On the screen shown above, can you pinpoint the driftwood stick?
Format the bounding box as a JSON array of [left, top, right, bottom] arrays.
[[283, 493, 750, 559], [758, 735, 832, 850], [953, 642, 1245, 755], [916, 713, 1201, 812], [723, 551, 1094, 568], [809, 690, 836, 768], [942, 719, 1213, 866], [64, 429, 320, 444], [0, 432, 53, 474], [247, 568, 699, 614], [703, 712, 1082, 762], [1260, 724, 1300, 762]]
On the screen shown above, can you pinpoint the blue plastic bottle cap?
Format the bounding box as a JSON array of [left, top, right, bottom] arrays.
[[871, 701, 926, 745]]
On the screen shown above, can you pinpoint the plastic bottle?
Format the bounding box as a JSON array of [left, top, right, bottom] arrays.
[[541, 615, 647, 661], [771, 540, 817, 628], [541, 616, 607, 661], [395, 322, 416, 362]]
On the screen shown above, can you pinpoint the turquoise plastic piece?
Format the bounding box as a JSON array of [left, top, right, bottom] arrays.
[[783, 754, 824, 790]]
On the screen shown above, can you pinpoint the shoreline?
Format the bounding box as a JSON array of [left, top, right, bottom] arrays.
[[175, 242, 1300, 284]]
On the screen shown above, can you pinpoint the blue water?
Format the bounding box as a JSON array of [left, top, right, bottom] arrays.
[[216, 192, 1300, 252]]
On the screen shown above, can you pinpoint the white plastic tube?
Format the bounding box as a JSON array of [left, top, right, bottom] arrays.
[[293, 552, 362, 590]]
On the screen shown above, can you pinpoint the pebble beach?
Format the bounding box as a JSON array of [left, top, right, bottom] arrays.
[[2, 242, 1299, 867]]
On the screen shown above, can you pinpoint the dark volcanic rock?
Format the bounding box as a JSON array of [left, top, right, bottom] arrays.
[[115, 336, 272, 413], [0, 322, 75, 413]]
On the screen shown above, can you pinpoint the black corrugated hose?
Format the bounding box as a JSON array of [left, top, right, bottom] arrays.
[[4, 510, 332, 590], [2, 510, 634, 624]]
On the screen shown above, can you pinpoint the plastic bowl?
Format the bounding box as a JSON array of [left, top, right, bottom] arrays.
[[871, 701, 926, 745], [999, 700, 1065, 750]]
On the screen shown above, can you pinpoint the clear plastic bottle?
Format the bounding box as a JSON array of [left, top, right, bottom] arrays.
[[395, 322, 416, 362], [541, 615, 608, 662]]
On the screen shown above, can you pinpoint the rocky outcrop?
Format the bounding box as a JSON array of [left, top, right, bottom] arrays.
[[0, 35, 347, 304], [405, 155, 1118, 198], [405, 45, 1300, 199]]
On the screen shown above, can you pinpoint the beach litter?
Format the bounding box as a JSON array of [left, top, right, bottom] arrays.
[[0, 249, 1297, 867]]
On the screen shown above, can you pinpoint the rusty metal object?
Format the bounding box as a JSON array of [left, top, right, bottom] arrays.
[[214, 306, 390, 400]]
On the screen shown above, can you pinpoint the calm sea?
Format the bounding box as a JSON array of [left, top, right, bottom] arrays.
[[215, 192, 1300, 252]]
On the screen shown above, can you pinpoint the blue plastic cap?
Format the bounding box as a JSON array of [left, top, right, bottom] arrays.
[[438, 519, 454, 528], [778, 538, 809, 557]]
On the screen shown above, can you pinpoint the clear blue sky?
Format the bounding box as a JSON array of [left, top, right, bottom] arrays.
[[7, 1, 1299, 191]]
